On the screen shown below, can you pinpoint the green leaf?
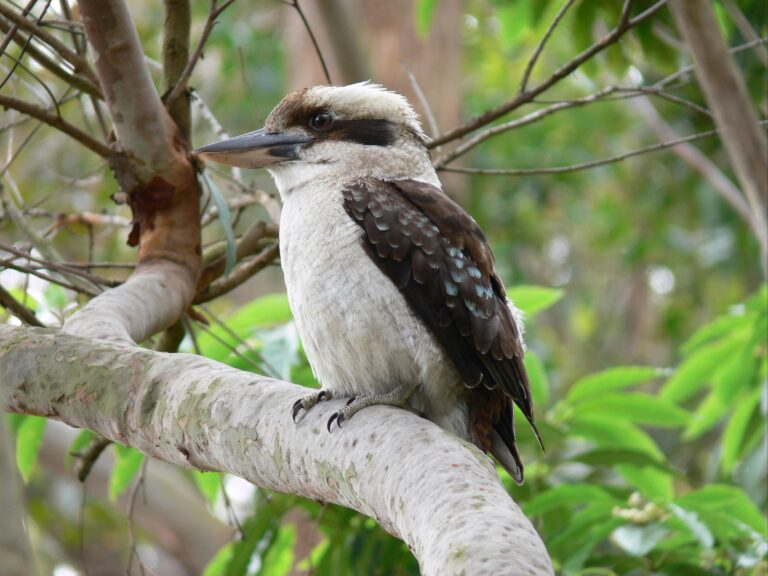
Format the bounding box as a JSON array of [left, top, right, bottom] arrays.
[[260, 322, 300, 381], [668, 504, 714, 550], [524, 484, 619, 516], [201, 171, 237, 277], [675, 485, 766, 534], [611, 523, 669, 556], [618, 465, 673, 500], [524, 351, 549, 406], [568, 366, 662, 403], [259, 524, 296, 576], [683, 390, 728, 440], [16, 415, 47, 482], [414, 0, 438, 38], [568, 414, 664, 459], [507, 285, 564, 317], [109, 445, 145, 501], [193, 471, 223, 505], [66, 429, 96, 466], [572, 448, 674, 473], [682, 312, 754, 354], [203, 544, 233, 576], [296, 537, 329, 571], [660, 335, 746, 403], [497, 3, 531, 51], [44, 284, 68, 310], [576, 393, 690, 428], [721, 387, 763, 473]]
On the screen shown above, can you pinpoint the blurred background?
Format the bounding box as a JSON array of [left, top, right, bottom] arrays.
[[0, 0, 766, 574]]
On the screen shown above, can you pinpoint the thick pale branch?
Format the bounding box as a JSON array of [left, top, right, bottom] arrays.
[[78, 0, 202, 289], [62, 260, 196, 344], [0, 324, 554, 576]]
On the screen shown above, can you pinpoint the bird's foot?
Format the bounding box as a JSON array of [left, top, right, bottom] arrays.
[[292, 389, 332, 422], [327, 383, 418, 431]]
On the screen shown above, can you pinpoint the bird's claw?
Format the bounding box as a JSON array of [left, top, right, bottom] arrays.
[[292, 390, 330, 423], [345, 396, 356, 406], [291, 399, 304, 423], [327, 410, 347, 431]]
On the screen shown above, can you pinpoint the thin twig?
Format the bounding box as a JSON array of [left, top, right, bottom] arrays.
[[655, 37, 768, 89], [72, 436, 112, 482], [0, 284, 43, 326], [722, 0, 768, 66], [126, 458, 150, 576], [519, 0, 578, 93], [440, 123, 768, 176], [0, 94, 111, 157], [284, 0, 331, 84], [429, 0, 667, 148], [164, 0, 238, 108], [195, 242, 279, 303], [434, 86, 620, 168], [199, 303, 281, 378], [0, 258, 95, 295], [405, 66, 439, 141], [0, 0, 54, 96], [0, 241, 116, 289], [0, 0, 36, 56], [0, 2, 98, 83]]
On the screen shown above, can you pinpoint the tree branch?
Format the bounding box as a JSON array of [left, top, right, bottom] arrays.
[[0, 94, 111, 157], [164, 0, 237, 109], [0, 324, 554, 576], [429, 0, 668, 148], [78, 0, 202, 316], [0, 2, 99, 85], [519, 0, 578, 93], [439, 124, 768, 176], [669, 1, 768, 271]]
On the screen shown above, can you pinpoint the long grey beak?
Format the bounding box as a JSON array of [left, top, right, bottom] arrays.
[[195, 128, 313, 168]]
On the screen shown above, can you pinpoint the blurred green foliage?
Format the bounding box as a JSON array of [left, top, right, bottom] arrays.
[[2, 0, 766, 574]]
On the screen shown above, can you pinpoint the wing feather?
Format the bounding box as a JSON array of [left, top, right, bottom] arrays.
[[342, 177, 542, 479]]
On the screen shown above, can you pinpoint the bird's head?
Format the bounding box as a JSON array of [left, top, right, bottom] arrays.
[[196, 82, 434, 194]]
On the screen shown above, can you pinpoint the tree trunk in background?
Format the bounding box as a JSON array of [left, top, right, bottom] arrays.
[[284, 0, 466, 196]]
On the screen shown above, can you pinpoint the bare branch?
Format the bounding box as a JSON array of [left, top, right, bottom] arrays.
[[654, 37, 768, 90], [722, 0, 768, 66], [285, 0, 332, 84], [164, 0, 238, 109], [670, 1, 768, 270], [0, 94, 111, 156], [0, 2, 99, 85], [628, 96, 754, 229], [429, 0, 668, 148], [0, 18, 103, 98], [195, 242, 279, 304], [1, 324, 555, 576], [519, 0, 578, 93], [0, 284, 43, 326], [439, 124, 768, 176], [162, 0, 192, 139], [434, 86, 620, 168], [405, 66, 439, 141]]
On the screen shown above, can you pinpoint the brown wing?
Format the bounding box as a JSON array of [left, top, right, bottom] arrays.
[[342, 177, 541, 481]]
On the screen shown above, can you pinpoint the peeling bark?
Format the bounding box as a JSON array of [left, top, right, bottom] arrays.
[[0, 324, 554, 576]]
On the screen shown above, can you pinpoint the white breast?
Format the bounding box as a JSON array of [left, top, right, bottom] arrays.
[[277, 179, 467, 435]]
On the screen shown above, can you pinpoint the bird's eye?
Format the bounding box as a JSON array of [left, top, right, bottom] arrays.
[[308, 112, 334, 132]]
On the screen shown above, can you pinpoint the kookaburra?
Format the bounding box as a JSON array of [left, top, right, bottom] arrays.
[[196, 82, 541, 483]]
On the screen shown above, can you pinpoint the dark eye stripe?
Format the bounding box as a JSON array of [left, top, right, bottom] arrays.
[[324, 119, 398, 147]]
